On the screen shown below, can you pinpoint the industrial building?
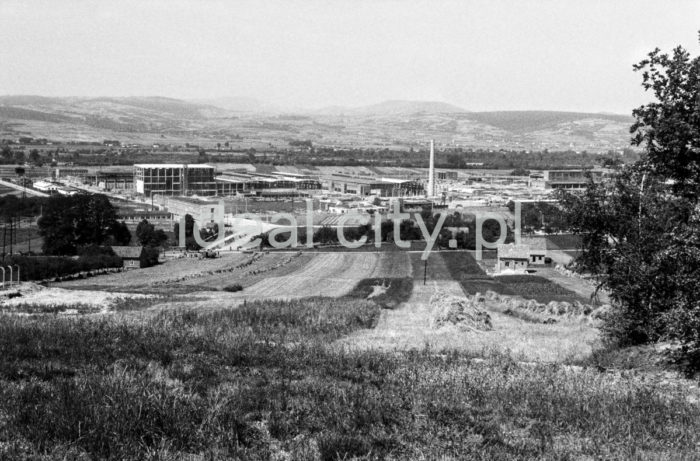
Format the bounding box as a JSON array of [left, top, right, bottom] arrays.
[[88, 170, 133, 191], [132, 164, 322, 198], [437, 171, 458, 180], [215, 171, 322, 197], [134, 164, 217, 196], [55, 168, 89, 181], [325, 174, 424, 197], [153, 196, 219, 222], [529, 170, 605, 191]]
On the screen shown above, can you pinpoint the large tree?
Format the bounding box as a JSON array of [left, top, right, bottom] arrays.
[[560, 38, 700, 367], [631, 45, 700, 198], [38, 194, 127, 255]]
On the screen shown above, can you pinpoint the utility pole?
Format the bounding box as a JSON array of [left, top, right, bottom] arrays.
[[423, 258, 428, 285]]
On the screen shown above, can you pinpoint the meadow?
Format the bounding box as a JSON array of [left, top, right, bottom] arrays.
[[0, 298, 699, 460], [1, 250, 697, 459]]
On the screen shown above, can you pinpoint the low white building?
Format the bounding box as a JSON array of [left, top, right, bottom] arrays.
[[497, 244, 530, 273], [33, 180, 59, 192]]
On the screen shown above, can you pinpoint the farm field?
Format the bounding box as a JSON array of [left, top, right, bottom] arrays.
[[176, 252, 316, 291], [2, 250, 699, 459], [56, 252, 252, 293], [130, 252, 386, 312], [229, 252, 380, 300], [368, 250, 412, 278], [49, 251, 407, 312], [342, 251, 599, 361]]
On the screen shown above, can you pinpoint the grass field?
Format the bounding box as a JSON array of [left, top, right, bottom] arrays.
[[1, 299, 698, 460], [56, 252, 254, 294]]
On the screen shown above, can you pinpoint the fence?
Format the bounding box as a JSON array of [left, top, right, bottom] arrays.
[[0, 265, 20, 289]]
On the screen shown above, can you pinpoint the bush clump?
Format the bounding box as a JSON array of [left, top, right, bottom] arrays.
[[9, 250, 123, 281], [223, 283, 243, 292]]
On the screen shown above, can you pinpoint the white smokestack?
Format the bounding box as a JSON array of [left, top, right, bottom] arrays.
[[428, 139, 435, 197]]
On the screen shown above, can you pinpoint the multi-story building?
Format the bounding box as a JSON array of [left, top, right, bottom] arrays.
[[133, 164, 217, 196]]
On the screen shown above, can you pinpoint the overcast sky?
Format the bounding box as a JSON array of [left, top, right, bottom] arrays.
[[1, 0, 699, 113]]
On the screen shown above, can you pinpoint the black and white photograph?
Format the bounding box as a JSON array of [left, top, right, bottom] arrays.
[[1, 0, 699, 459]]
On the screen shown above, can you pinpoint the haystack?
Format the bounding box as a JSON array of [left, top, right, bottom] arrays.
[[430, 293, 493, 331]]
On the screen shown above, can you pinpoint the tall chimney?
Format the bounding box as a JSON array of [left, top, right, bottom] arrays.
[[428, 139, 435, 197]]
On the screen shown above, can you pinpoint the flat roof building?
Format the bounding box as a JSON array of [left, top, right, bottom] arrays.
[[325, 174, 424, 197], [530, 169, 605, 191]]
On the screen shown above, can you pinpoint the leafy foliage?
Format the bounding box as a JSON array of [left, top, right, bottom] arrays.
[[223, 283, 243, 292], [37, 194, 127, 255], [135, 219, 167, 247], [559, 39, 700, 369], [139, 246, 160, 268], [9, 253, 123, 281], [631, 45, 700, 197]]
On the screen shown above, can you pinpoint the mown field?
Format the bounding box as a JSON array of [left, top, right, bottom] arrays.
[[1, 298, 698, 460]]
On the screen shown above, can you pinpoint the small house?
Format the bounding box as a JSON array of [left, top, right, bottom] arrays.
[[522, 237, 547, 265], [111, 246, 142, 270], [497, 244, 530, 273]]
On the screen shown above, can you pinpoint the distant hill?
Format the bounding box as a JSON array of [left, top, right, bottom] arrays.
[[315, 100, 467, 116], [191, 97, 279, 113], [462, 111, 633, 133], [0, 105, 80, 123], [0, 95, 223, 119], [0, 95, 635, 151]]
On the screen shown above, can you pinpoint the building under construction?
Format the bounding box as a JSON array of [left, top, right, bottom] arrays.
[[324, 173, 424, 197], [133, 164, 322, 197], [134, 164, 217, 196]]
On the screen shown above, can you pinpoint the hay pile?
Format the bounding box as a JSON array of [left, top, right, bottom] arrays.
[[481, 290, 609, 319], [430, 293, 493, 331]]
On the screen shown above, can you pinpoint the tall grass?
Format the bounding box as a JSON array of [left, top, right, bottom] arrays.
[[0, 298, 698, 460]]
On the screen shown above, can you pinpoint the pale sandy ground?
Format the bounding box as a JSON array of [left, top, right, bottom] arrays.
[[338, 279, 599, 362], [0, 282, 150, 313]]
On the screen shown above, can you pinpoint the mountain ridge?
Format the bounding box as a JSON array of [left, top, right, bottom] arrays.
[[0, 95, 635, 151]]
